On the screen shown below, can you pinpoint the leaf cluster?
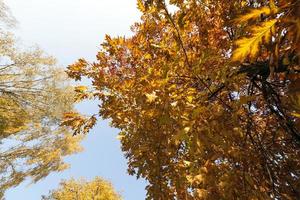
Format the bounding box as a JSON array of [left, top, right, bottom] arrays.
[[67, 0, 300, 199]]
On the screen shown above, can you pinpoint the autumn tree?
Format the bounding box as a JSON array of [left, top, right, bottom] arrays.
[[67, 0, 300, 199], [0, 1, 84, 198], [42, 177, 121, 200], [0, 0, 15, 28]]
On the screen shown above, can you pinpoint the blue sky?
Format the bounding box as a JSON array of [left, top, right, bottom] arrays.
[[4, 0, 146, 199]]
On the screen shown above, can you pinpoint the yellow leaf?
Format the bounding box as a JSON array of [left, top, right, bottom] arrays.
[[116, 134, 126, 140], [186, 175, 193, 183], [75, 85, 88, 93], [194, 174, 204, 183], [145, 92, 157, 103], [291, 112, 300, 118], [144, 53, 152, 60], [184, 127, 191, 133], [187, 95, 193, 103], [183, 160, 192, 166], [235, 7, 272, 23], [137, 0, 146, 12], [241, 0, 247, 7], [232, 19, 277, 62]]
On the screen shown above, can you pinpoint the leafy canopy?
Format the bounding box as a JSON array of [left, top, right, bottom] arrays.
[[0, 1, 84, 198], [42, 177, 121, 200], [67, 0, 300, 199]]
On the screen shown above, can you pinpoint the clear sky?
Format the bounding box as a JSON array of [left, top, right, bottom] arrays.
[[4, 0, 146, 199]]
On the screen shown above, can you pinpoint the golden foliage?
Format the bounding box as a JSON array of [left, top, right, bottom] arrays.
[[234, 6, 276, 23], [137, 0, 146, 12], [0, 2, 85, 197], [232, 19, 277, 62], [62, 112, 97, 135], [42, 177, 121, 200], [66, 0, 300, 199]]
